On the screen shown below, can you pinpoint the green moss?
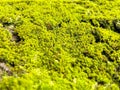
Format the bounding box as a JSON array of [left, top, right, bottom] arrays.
[[0, 0, 119, 90]]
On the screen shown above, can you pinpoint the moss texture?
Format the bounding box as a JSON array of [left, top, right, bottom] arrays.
[[0, 0, 120, 90]]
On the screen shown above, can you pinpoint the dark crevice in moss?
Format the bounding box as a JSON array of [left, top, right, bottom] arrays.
[[58, 23, 62, 28], [89, 19, 111, 29], [91, 29, 102, 43], [3, 24, 22, 43], [3, 23, 12, 27], [97, 81, 106, 85], [112, 73, 120, 86], [101, 50, 114, 62], [90, 18, 120, 34], [9, 62, 15, 67], [99, 20, 110, 29], [83, 51, 94, 59], [113, 19, 120, 33], [90, 19, 97, 27], [80, 19, 88, 23], [45, 23, 53, 30], [11, 32, 21, 42], [116, 66, 120, 72], [88, 76, 93, 80]]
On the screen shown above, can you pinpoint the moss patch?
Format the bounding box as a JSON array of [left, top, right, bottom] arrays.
[[0, 0, 119, 90]]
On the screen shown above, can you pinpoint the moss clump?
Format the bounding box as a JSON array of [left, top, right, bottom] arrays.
[[0, 0, 120, 90]]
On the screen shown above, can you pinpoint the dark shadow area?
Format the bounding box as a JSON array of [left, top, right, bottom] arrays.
[[11, 32, 21, 42]]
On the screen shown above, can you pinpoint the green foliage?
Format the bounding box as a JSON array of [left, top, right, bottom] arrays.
[[0, 0, 119, 90]]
